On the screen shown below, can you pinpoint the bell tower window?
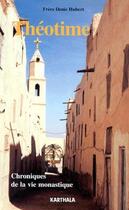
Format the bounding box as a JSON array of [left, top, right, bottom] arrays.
[[36, 57, 40, 62], [35, 84, 40, 96], [0, 27, 4, 69]]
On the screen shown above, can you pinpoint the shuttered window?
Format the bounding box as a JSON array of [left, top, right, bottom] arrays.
[[85, 124, 87, 137], [108, 53, 111, 68], [122, 44, 129, 92], [106, 72, 111, 109], [82, 91, 85, 105], [93, 132, 96, 147], [81, 124, 83, 146], [105, 127, 112, 155]]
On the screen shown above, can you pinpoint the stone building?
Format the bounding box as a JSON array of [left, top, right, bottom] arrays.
[[0, 0, 46, 208], [64, 0, 129, 209]]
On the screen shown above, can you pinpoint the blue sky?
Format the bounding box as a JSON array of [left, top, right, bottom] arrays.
[[15, 0, 105, 137]]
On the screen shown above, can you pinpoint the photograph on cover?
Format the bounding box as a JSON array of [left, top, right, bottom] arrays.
[[0, 0, 128, 210]]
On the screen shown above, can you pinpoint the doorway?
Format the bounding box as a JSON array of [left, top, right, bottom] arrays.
[[93, 154, 96, 196], [105, 157, 111, 210], [119, 147, 126, 210]]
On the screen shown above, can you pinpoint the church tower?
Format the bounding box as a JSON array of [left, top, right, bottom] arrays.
[[28, 38, 46, 151]]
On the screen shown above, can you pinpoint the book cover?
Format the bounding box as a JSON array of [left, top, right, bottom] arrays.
[[0, 0, 127, 210]]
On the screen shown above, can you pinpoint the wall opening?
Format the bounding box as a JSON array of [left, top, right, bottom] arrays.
[[85, 124, 87, 137], [105, 127, 112, 155], [104, 157, 111, 210], [108, 53, 111, 68], [94, 96, 96, 122], [122, 44, 129, 92], [93, 132, 96, 147], [36, 57, 40, 62], [119, 147, 126, 210], [35, 84, 40, 96], [93, 154, 96, 197], [82, 90, 85, 105], [73, 155, 76, 172], [81, 124, 83, 146], [106, 72, 111, 109]]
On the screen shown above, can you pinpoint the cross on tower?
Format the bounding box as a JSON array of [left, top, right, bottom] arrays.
[[34, 37, 42, 49]]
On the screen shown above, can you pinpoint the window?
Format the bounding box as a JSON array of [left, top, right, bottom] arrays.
[[108, 53, 111, 68], [13, 27, 17, 37], [78, 125, 80, 148], [76, 104, 78, 116], [93, 155, 96, 196], [72, 113, 75, 132], [37, 115, 40, 124], [122, 44, 129, 92], [75, 131, 77, 151], [82, 91, 85, 105], [76, 104, 80, 116], [35, 84, 40, 96], [81, 124, 83, 146], [119, 147, 126, 210], [85, 124, 87, 137], [0, 27, 4, 36], [73, 155, 76, 172], [105, 127, 112, 155], [36, 57, 40, 62], [94, 96, 96, 122], [66, 123, 69, 136], [79, 104, 80, 114], [106, 72, 111, 109], [93, 132, 96, 147]]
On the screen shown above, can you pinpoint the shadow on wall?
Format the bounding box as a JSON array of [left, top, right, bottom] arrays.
[[63, 167, 92, 197], [9, 136, 45, 201]]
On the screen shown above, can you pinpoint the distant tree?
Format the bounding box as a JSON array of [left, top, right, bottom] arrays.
[[45, 144, 63, 167]]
